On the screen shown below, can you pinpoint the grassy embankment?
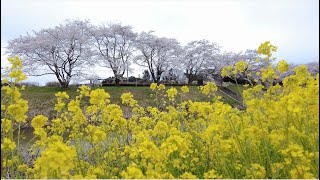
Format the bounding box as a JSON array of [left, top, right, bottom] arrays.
[[16, 85, 243, 121]]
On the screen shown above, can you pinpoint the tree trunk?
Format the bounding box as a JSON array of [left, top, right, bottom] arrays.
[[187, 73, 193, 84], [113, 70, 121, 86], [60, 81, 69, 88], [188, 76, 192, 84], [55, 74, 69, 88], [156, 76, 161, 85], [156, 69, 163, 85], [197, 79, 204, 85], [156, 73, 163, 85], [150, 72, 157, 84], [115, 78, 121, 86]]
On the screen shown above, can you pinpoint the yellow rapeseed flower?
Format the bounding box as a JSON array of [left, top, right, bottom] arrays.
[[181, 85, 189, 93], [246, 163, 266, 179], [89, 89, 110, 105], [1, 138, 16, 152], [121, 92, 138, 107], [1, 118, 12, 133], [33, 141, 76, 178], [180, 172, 197, 179], [221, 65, 233, 77], [55, 92, 69, 99], [121, 164, 145, 179], [235, 61, 247, 73], [277, 60, 289, 73], [150, 83, 157, 91], [166, 87, 178, 101], [200, 82, 217, 96], [31, 115, 48, 129], [158, 84, 165, 90]]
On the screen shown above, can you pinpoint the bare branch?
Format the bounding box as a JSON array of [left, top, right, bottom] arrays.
[[26, 72, 56, 76]]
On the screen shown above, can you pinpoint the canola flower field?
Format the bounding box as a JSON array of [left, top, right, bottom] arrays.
[[1, 42, 319, 179]]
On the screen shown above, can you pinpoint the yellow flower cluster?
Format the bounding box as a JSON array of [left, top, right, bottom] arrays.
[[235, 61, 247, 73], [7, 56, 27, 82], [221, 65, 233, 77], [121, 92, 138, 107], [31, 140, 76, 178], [1, 119, 12, 133], [257, 41, 277, 60], [90, 89, 111, 105], [181, 85, 189, 93], [166, 87, 178, 101], [246, 163, 266, 179], [31, 115, 48, 129], [150, 83, 165, 91], [221, 60, 251, 78], [1, 138, 16, 152], [199, 82, 218, 96], [260, 65, 279, 82], [54, 92, 69, 112], [1, 42, 319, 179], [277, 59, 289, 73], [86, 125, 107, 144]]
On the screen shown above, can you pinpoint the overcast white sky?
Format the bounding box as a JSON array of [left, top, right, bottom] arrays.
[[1, 0, 319, 85]]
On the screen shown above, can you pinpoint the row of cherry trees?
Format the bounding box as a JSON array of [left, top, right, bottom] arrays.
[[7, 20, 265, 87]]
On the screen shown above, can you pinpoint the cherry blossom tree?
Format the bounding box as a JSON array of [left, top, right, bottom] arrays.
[[134, 32, 182, 84], [6, 20, 93, 88], [305, 61, 319, 76], [90, 23, 137, 85], [182, 40, 220, 84]]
